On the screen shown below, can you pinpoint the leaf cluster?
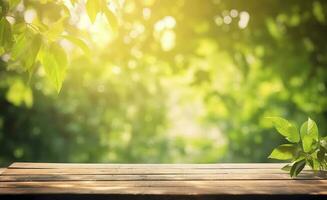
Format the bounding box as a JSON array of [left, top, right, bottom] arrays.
[[86, 0, 117, 31], [268, 117, 327, 177], [0, 0, 116, 93]]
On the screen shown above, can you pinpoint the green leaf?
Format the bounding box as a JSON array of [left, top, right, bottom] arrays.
[[0, 17, 13, 50], [317, 149, 326, 162], [40, 42, 68, 93], [314, 158, 323, 171], [61, 35, 90, 55], [268, 144, 298, 160], [300, 118, 319, 152], [320, 136, 327, 150], [313, 1, 325, 23], [86, 0, 101, 23], [281, 164, 292, 171], [6, 79, 33, 108], [32, 18, 49, 33], [12, 22, 27, 34], [307, 159, 313, 169], [45, 17, 66, 41], [103, 6, 118, 32], [11, 33, 25, 58], [290, 160, 306, 177], [11, 32, 42, 72], [268, 117, 299, 143], [26, 34, 42, 71], [9, 0, 21, 9], [292, 153, 306, 163]]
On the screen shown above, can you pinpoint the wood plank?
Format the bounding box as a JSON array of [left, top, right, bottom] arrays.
[[0, 181, 326, 195], [2, 168, 313, 175], [1, 163, 326, 196], [9, 162, 286, 169], [0, 186, 324, 195], [0, 168, 5, 174], [0, 173, 324, 182], [1, 180, 326, 188]]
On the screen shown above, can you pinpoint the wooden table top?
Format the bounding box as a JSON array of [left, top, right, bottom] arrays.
[[0, 162, 326, 198]]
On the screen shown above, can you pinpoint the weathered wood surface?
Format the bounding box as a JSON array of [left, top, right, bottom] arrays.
[[0, 162, 326, 198]]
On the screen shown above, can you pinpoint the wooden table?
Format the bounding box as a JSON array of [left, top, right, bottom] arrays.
[[0, 162, 326, 199]]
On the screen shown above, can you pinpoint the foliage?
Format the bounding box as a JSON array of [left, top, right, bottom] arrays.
[[0, 0, 116, 93], [268, 117, 327, 177], [0, 0, 327, 166]]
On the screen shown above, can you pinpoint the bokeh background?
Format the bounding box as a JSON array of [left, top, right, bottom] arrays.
[[1, 0, 327, 166]]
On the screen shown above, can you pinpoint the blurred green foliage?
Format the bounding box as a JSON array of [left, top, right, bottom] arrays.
[[0, 0, 327, 166]]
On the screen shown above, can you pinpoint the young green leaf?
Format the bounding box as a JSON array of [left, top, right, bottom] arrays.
[[268, 144, 298, 160], [267, 117, 299, 143], [290, 160, 306, 177], [281, 164, 292, 171], [292, 153, 306, 163], [268, 116, 325, 177], [11, 32, 42, 72], [0, 17, 13, 50], [61, 35, 90, 55], [300, 118, 319, 152], [103, 6, 118, 32], [26, 34, 42, 71], [45, 17, 66, 41], [86, 0, 101, 23], [40, 42, 68, 93], [11, 33, 26, 58]]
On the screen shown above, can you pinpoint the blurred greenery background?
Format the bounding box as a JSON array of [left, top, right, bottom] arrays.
[[0, 0, 327, 167]]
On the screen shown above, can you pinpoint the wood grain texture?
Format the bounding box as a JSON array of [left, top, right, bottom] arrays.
[[3, 168, 308, 175], [9, 162, 286, 169], [0, 172, 324, 181], [0, 162, 326, 196]]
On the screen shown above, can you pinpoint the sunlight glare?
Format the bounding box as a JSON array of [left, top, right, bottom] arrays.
[[154, 16, 177, 51], [78, 13, 114, 47], [238, 11, 250, 29]]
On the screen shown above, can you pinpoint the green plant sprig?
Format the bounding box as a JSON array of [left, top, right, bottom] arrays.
[[267, 117, 327, 177]]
